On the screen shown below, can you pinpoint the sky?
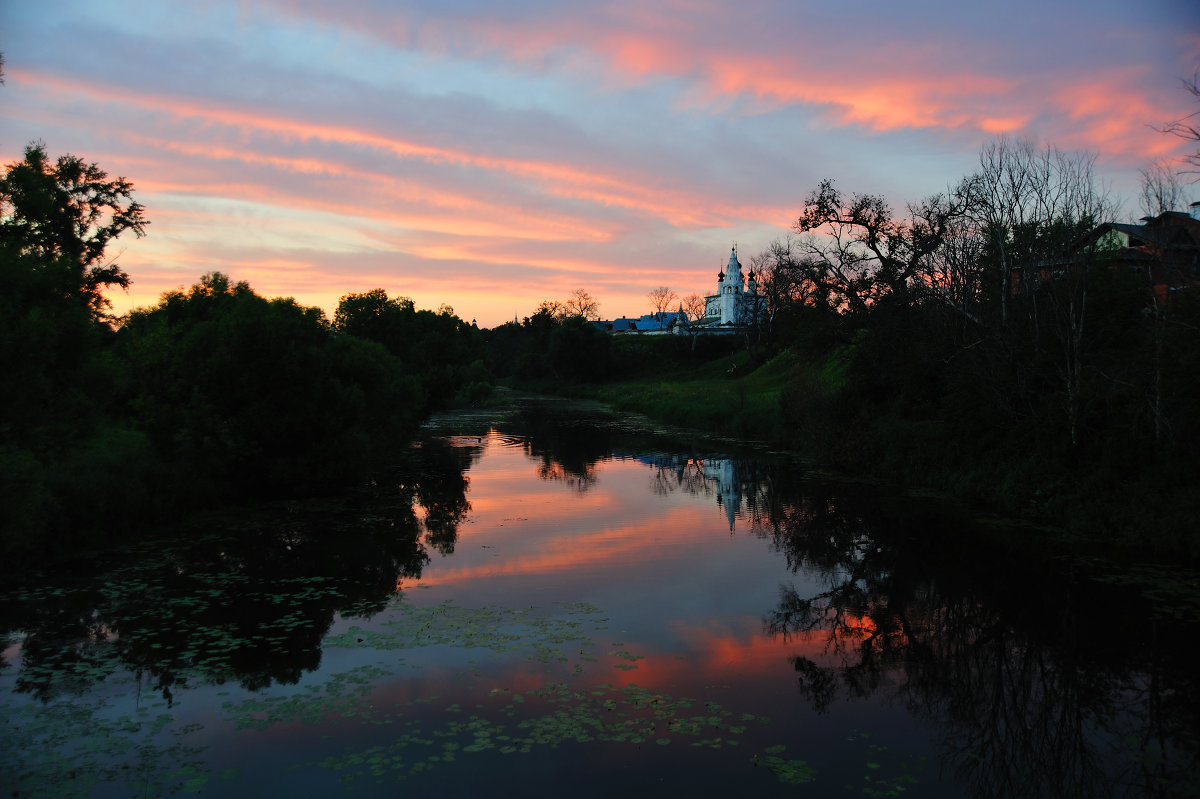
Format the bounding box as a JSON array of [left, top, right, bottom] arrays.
[[2, 0, 1199, 328]]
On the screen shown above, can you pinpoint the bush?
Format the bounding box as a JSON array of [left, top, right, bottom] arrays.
[[117, 274, 425, 498]]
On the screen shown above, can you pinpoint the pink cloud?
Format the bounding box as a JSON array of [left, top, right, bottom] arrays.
[[267, 3, 1193, 164], [18, 67, 786, 238]]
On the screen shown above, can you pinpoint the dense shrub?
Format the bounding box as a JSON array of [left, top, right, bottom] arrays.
[[118, 274, 426, 497]]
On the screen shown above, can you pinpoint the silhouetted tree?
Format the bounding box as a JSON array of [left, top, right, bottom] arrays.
[[565, 288, 600, 321], [1, 144, 149, 553], [681, 293, 706, 323], [966, 137, 1111, 330], [119, 274, 421, 496], [750, 236, 843, 354], [333, 288, 482, 407], [1, 141, 147, 319], [1139, 161, 1191, 216], [647, 285, 677, 316], [792, 178, 967, 316]]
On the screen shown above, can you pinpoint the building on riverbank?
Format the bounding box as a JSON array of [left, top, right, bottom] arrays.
[[700, 245, 760, 327], [596, 311, 687, 333], [1009, 206, 1200, 304], [594, 245, 764, 336]]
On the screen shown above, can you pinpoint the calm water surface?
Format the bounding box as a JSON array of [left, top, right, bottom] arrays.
[[2, 400, 1196, 797]]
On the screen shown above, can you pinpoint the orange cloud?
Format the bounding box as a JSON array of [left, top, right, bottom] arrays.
[[1044, 74, 1192, 161]]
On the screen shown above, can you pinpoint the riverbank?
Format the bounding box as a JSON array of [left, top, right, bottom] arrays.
[[514, 338, 792, 443]]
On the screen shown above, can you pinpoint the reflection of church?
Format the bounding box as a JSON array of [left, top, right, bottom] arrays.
[[704, 458, 744, 531], [635, 453, 749, 530]]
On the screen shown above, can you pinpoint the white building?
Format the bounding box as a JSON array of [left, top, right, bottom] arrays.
[[596, 245, 763, 336], [698, 245, 760, 328]]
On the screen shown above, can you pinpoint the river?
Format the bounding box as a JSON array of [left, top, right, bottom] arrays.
[[1, 397, 1196, 797]]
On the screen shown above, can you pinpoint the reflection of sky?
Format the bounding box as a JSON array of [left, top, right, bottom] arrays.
[[405, 434, 824, 658], [2, 0, 1196, 325]]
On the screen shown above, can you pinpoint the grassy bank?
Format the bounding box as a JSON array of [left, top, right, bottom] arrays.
[[587, 348, 802, 442], [532, 336, 797, 442]]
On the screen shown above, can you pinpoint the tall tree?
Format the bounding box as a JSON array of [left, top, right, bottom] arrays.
[[677, 293, 707, 350], [967, 137, 1111, 329], [916, 194, 988, 332], [750, 237, 835, 352], [2, 143, 148, 460], [564, 288, 599, 321], [0, 142, 147, 318], [792, 179, 967, 315], [647, 286, 677, 317], [681, 293, 706, 322], [1139, 161, 1190, 216], [966, 137, 1118, 448]]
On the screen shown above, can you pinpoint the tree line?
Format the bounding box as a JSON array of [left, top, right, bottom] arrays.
[[1, 142, 485, 562], [749, 135, 1199, 556]]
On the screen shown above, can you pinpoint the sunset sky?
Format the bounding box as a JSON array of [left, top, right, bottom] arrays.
[[3, 0, 1198, 327]]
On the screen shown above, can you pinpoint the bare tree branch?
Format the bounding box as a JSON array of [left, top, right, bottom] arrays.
[[1154, 72, 1200, 176], [647, 285, 677, 316]]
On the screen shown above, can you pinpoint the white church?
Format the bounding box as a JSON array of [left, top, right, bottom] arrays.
[[693, 244, 762, 331], [595, 245, 763, 335]]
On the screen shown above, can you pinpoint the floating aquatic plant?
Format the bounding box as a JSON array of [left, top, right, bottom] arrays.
[[2, 591, 832, 796]]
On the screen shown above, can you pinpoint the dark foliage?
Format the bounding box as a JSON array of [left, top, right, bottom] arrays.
[[333, 288, 487, 404], [118, 273, 426, 497], [481, 308, 614, 384], [0, 141, 147, 319], [774, 169, 1200, 560], [1, 144, 486, 564]]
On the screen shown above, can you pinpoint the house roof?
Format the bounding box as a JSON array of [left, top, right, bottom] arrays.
[[1079, 210, 1200, 252]]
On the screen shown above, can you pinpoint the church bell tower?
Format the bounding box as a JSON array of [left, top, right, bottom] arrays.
[[719, 245, 743, 325]]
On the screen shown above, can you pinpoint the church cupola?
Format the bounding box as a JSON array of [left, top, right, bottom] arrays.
[[718, 244, 744, 324], [723, 247, 742, 286]]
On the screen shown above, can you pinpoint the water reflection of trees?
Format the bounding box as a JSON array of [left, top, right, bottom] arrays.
[[510, 403, 617, 491], [752, 474, 1197, 799], [644, 455, 781, 533], [404, 437, 480, 555], [647, 456, 713, 499], [0, 438, 482, 702], [509, 399, 767, 500], [639, 454, 1196, 797]]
